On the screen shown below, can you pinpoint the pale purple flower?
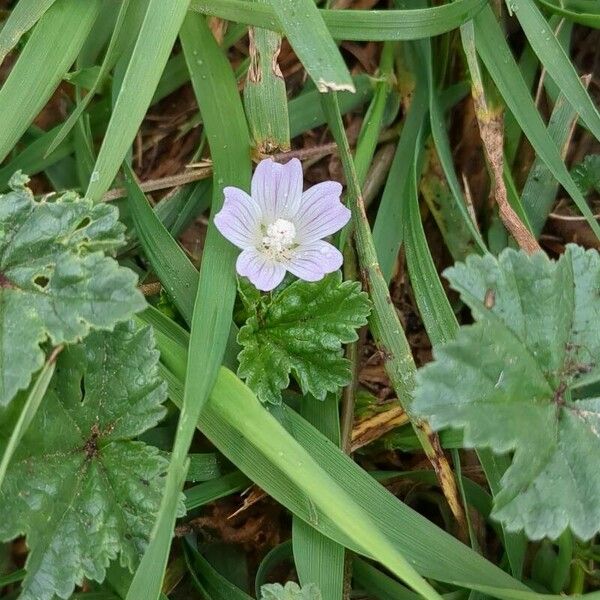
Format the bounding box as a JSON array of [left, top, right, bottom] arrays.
[[214, 158, 351, 291]]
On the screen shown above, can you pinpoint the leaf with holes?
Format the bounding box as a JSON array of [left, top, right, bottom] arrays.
[[260, 582, 322, 600], [0, 174, 145, 406], [413, 244, 600, 540], [237, 271, 370, 404], [0, 321, 169, 600]]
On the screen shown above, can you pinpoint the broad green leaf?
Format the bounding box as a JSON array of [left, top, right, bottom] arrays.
[[414, 245, 600, 540], [0, 175, 145, 406], [0, 322, 169, 600], [237, 272, 371, 404], [572, 155, 600, 194], [260, 582, 322, 600]]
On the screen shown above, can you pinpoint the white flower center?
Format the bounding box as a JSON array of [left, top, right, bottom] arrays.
[[261, 218, 296, 260]]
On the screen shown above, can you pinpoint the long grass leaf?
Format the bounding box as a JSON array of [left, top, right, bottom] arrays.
[[184, 471, 251, 511], [86, 0, 191, 201], [244, 0, 290, 153], [292, 396, 345, 600], [522, 88, 583, 237], [373, 84, 428, 281], [0, 0, 101, 164], [176, 367, 443, 600], [45, 0, 135, 156], [124, 165, 198, 325], [191, 0, 488, 41], [509, 0, 600, 140], [534, 0, 600, 29], [0, 347, 60, 489], [263, 0, 353, 92], [126, 13, 252, 599], [0, 0, 57, 65], [472, 4, 600, 239]]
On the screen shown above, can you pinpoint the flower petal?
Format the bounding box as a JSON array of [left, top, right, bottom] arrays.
[[251, 158, 303, 222], [287, 240, 343, 281], [214, 187, 262, 249], [294, 181, 350, 243], [236, 248, 286, 291]]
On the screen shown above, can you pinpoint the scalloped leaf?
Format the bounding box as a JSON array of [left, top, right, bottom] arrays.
[[237, 271, 371, 404], [0, 321, 168, 600], [260, 582, 322, 600], [0, 174, 145, 406], [413, 244, 600, 540]]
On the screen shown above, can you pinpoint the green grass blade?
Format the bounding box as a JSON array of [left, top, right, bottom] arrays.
[[354, 42, 395, 186], [472, 4, 600, 240], [124, 164, 198, 325], [184, 471, 251, 511], [125, 13, 252, 600], [0, 347, 60, 489], [184, 369, 443, 600], [534, 0, 600, 28], [0, 0, 101, 164], [373, 84, 428, 282], [156, 355, 533, 599], [191, 0, 488, 41], [522, 88, 583, 237], [263, 0, 354, 92], [289, 74, 373, 137], [86, 0, 191, 201], [292, 395, 345, 600], [0, 0, 57, 65], [45, 0, 134, 156], [404, 152, 459, 346], [184, 539, 253, 600], [244, 0, 290, 153], [422, 44, 488, 255], [509, 0, 600, 141], [142, 302, 538, 599]]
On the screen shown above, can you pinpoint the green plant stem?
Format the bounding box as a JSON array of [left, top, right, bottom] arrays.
[[321, 92, 467, 535]]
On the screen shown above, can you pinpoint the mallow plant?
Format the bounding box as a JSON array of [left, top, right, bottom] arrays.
[[1, 158, 599, 599]]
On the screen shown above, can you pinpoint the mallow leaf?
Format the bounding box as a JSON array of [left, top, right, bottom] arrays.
[[572, 154, 600, 194], [237, 271, 370, 404], [413, 244, 600, 540], [0, 321, 169, 600], [0, 174, 145, 406], [260, 582, 322, 600]]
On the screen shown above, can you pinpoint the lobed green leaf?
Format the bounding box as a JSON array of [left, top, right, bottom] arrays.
[[414, 245, 600, 540], [0, 322, 169, 600], [0, 176, 145, 406], [237, 272, 371, 404]]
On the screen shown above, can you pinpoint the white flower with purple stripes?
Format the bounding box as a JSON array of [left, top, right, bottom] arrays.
[[214, 158, 351, 291]]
